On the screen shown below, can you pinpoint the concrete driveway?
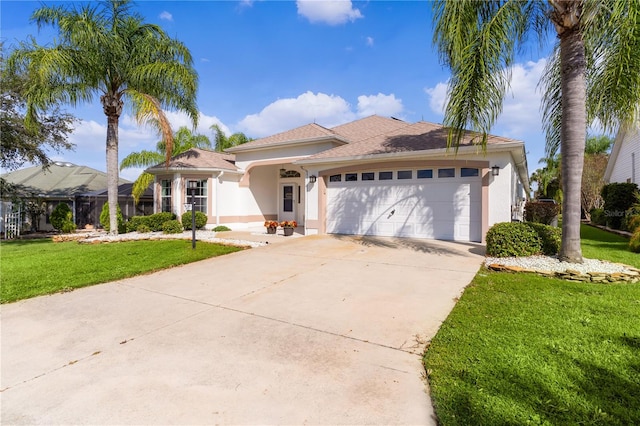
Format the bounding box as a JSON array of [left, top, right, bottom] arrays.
[[1, 234, 484, 425]]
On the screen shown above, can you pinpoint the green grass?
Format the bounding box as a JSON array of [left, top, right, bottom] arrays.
[[1, 239, 243, 303], [581, 224, 639, 268], [424, 224, 640, 425]]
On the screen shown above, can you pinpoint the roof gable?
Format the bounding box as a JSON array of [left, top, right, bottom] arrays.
[[331, 115, 409, 143], [226, 123, 340, 152], [146, 148, 237, 172]]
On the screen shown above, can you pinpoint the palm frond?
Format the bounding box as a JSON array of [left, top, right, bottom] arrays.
[[119, 150, 164, 170], [131, 171, 154, 204]]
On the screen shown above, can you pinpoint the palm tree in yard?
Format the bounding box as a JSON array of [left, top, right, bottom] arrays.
[[210, 124, 253, 152], [432, 0, 640, 262], [121, 127, 212, 204], [8, 0, 198, 234]]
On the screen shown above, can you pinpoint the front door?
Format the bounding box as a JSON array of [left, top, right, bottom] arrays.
[[280, 184, 296, 222]]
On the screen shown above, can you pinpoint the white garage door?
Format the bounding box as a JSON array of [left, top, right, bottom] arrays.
[[325, 167, 482, 242]]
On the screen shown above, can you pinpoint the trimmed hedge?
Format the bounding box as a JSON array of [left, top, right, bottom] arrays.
[[162, 219, 183, 234], [181, 211, 207, 230], [486, 222, 562, 257], [486, 222, 541, 257], [213, 225, 231, 232], [601, 182, 638, 229], [126, 212, 176, 233], [137, 224, 151, 233], [524, 201, 560, 225], [525, 222, 562, 255]]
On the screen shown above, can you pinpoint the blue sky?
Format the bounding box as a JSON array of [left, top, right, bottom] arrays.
[[2, 0, 552, 181]]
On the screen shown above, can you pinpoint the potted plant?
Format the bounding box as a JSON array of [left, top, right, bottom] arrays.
[[280, 220, 297, 236], [264, 220, 279, 234]]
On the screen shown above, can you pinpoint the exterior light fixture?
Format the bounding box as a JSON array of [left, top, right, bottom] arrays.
[[309, 175, 317, 183], [491, 165, 500, 176], [187, 180, 198, 249]]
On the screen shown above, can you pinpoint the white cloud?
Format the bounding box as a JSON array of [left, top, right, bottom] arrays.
[[296, 0, 363, 25], [159, 11, 173, 22], [366, 36, 374, 47], [356, 93, 403, 118], [424, 82, 448, 116], [238, 92, 355, 137], [424, 59, 547, 140], [238, 91, 405, 138]]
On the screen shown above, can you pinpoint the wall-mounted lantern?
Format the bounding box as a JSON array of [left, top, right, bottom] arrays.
[[309, 175, 317, 183], [491, 165, 500, 176]]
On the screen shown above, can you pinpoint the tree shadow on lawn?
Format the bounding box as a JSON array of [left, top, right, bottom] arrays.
[[1, 238, 53, 246], [447, 345, 640, 425]]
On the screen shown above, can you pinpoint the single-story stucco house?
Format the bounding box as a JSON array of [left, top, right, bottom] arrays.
[[146, 115, 530, 243], [604, 122, 639, 184]]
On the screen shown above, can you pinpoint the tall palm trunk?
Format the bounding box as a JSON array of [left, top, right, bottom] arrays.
[[558, 28, 587, 262], [102, 94, 123, 235]]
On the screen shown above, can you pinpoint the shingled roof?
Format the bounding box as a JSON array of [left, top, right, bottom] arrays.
[[146, 148, 237, 172], [226, 123, 346, 152], [302, 120, 522, 161], [1, 162, 130, 197]]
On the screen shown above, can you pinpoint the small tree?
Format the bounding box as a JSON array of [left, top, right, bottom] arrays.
[[99, 202, 125, 233], [581, 153, 608, 221], [50, 202, 72, 231]]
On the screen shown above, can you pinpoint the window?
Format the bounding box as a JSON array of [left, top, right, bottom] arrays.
[[185, 179, 207, 214], [379, 171, 393, 180], [461, 168, 479, 177], [329, 174, 342, 182], [161, 180, 172, 213], [345, 173, 358, 181], [362, 172, 375, 181], [438, 168, 455, 178], [397, 170, 412, 180], [417, 169, 433, 179]]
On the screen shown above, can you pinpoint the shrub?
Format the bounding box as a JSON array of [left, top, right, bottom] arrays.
[[147, 212, 175, 231], [60, 212, 76, 234], [601, 183, 639, 229], [136, 224, 151, 233], [162, 219, 183, 234], [525, 222, 561, 255], [99, 203, 125, 233], [524, 201, 560, 225], [630, 229, 640, 253], [181, 211, 207, 230], [126, 216, 147, 233], [590, 208, 607, 226], [50, 203, 72, 231], [486, 222, 541, 257], [213, 225, 231, 232]]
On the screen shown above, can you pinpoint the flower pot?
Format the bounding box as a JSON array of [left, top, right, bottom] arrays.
[[283, 227, 294, 236], [266, 227, 276, 234]]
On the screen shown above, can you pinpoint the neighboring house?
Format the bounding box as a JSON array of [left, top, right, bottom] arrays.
[[146, 115, 529, 243], [1, 162, 152, 232], [604, 123, 639, 184]]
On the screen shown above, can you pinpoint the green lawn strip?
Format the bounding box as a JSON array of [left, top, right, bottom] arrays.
[[424, 271, 640, 425], [580, 224, 638, 268], [1, 239, 243, 303]]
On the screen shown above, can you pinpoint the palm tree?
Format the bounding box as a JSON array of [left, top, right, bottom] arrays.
[[432, 1, 640, 263], [8, 0, 198, 234], [210, 124, 253, 152], [121, 126, 212, 203]]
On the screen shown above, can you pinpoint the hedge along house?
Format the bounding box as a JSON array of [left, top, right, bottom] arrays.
[[146, 115, 529, 243]]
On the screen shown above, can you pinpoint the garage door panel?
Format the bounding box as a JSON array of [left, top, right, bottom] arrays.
[[326, 173, 482, 242]]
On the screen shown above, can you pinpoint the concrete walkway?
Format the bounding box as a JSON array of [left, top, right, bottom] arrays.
[[1, 234, 484, 425]]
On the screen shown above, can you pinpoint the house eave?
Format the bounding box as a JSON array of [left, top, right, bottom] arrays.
[[225, 135, 349, 153], [145, 167, 241, 175]]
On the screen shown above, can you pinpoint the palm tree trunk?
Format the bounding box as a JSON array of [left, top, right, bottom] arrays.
[[558, 28, 586, 263], [102, 94, 123, 235]]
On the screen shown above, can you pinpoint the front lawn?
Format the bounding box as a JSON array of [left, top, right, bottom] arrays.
[[424, 224, 640, 425], [1, 239, 243, 303]]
